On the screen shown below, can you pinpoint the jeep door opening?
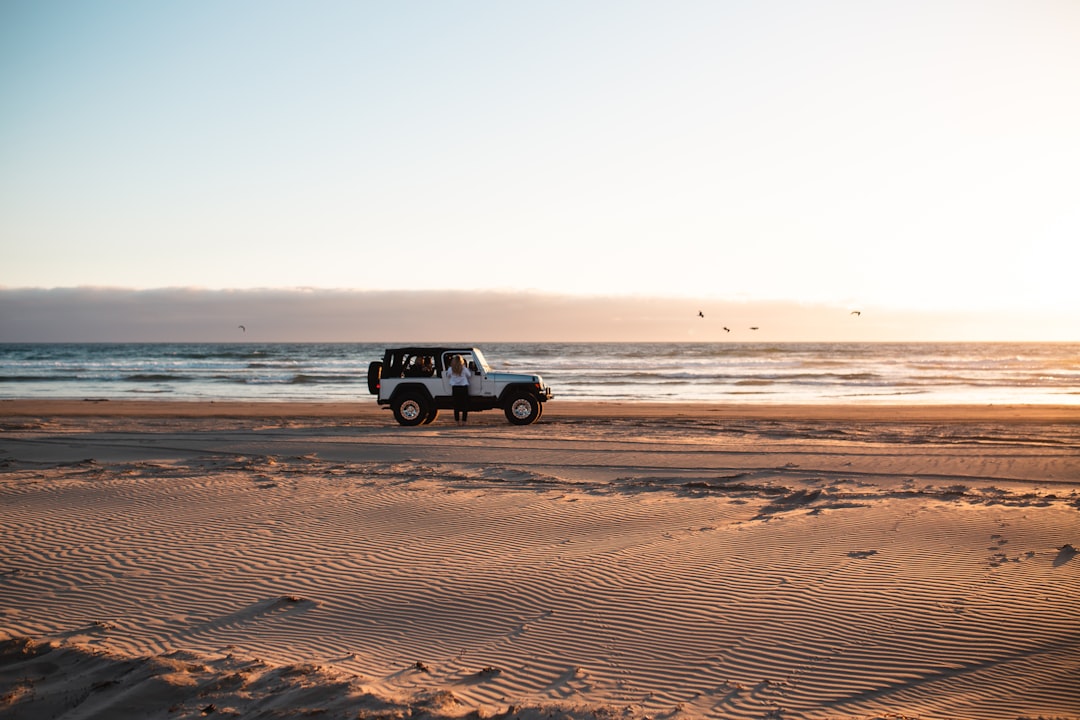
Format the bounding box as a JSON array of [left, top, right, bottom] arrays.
[[368, 347, 553, 426]]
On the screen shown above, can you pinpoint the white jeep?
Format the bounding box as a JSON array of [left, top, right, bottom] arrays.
[[367, 347, 553, 426]]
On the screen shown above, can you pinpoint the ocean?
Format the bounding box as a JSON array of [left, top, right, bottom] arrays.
[[0, 342, 1077, 406]]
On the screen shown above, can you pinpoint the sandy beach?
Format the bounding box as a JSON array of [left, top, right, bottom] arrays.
[[2, 399, 1078, 719]]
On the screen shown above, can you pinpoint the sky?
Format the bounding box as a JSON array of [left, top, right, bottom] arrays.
[[2, 1, 1078, 342]]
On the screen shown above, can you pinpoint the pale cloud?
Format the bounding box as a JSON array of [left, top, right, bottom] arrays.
[[0, 288, 1073, 343]]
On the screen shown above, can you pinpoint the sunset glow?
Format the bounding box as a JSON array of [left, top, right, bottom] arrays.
[[2, 1, 1078, 341]]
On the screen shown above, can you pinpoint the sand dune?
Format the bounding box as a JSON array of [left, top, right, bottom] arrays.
[[1, 401, 1078, 719]]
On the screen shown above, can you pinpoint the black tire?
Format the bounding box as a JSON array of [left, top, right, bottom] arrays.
[[504, 393, 540, 425], [367, 361, 382, 395], [392, 392, 429, 426]]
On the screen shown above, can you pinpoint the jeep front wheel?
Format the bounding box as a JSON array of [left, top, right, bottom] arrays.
[[393, 392, 429, 426], [504, 394, 541, 425]]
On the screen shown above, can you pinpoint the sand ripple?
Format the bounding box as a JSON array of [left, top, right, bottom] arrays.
[[2, 415, 1079, 719]]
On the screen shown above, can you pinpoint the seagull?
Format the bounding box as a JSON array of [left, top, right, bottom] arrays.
[[239, 325, 246, 332], [722, 327, 730, 333], [698, 311, 704, 318], [750, 326, 759, 330], [850, 311, 861, 316]]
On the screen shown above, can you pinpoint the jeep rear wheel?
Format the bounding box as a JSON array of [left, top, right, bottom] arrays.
[[393, 392, 429, 426], [505, 394, 541, 425]]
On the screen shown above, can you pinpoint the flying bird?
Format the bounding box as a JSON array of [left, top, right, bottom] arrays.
[[698, 311, 704, 318], [850, 311, 861, 316], [750, 326, 759, 330], [722, 326, 730, 333], [239, 325, 246, 332]]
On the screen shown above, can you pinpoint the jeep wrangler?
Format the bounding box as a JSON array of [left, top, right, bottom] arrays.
[[367, 347, 553, 426]]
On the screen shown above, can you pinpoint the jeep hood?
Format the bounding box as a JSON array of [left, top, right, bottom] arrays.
[[489, 371, 546, 385]]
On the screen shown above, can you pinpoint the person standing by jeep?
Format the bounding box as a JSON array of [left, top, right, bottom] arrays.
[[445, 354, 472, 425]]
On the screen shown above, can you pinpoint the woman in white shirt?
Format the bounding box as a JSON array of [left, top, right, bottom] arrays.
[[445, 354, 472, 425]]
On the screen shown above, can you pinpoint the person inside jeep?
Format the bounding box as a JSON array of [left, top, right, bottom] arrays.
[[404, 356, 434, 377]]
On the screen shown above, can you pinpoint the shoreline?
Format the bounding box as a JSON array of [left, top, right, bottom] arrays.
[[2, 397, 1077, 423]]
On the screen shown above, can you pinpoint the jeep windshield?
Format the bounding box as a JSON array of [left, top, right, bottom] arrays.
[[470, 349, 492, 374]]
